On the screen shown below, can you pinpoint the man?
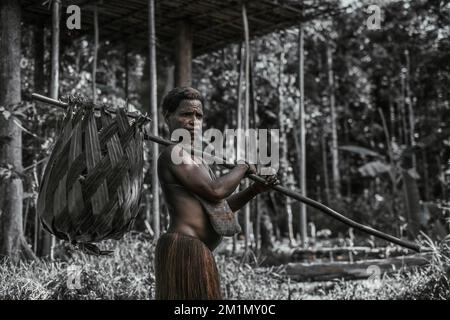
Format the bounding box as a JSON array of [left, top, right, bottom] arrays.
[[155, 87, 279, 300]]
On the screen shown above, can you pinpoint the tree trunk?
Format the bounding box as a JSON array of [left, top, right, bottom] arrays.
[[33, 23, 45, 94], [400, 73, 408, 146], [242, 2, 252, 253], [148, 0, 160, 239], [92, 4, 99, 104], [436, 155, 446, 201], [124, 42, 129, 103], [40, 0, 61, 259], [321, 128, 330, 205], [250, 46, 261, 253], [402, 168, 422, 238], [259, 196, 274, 251], [234, 43, 244, 254], [297, 23, 307, 247], [405, 49, 416, 168], [278, 44, 295, 247], [174, 20, 192, 87], [0, 0, 36, 262], [32, 22, 46, 255], [326, 44, 341, 198], [422, 150, 429, 201], [50, 0, 60, 100]]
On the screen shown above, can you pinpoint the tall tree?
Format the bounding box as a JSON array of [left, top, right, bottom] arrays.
[[92, 4, 99, 104], [148, 0, 160, 239], [242, 2, 252, 253], [326, 42, 341, 198], [277, 42, 295, 247], [297, 23, 307, 247], [0, 0, 35, 261]]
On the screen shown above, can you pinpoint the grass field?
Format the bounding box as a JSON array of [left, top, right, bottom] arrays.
[[0, 233, 448, 300]]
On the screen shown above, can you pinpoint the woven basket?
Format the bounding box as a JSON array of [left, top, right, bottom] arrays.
[[37, 97, 149, 254]]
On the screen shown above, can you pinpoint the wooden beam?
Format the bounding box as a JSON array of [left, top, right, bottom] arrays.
[[174, 19, 193, 87]]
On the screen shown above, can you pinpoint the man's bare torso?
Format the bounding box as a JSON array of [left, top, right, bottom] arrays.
[[157, 145, 222, 251]]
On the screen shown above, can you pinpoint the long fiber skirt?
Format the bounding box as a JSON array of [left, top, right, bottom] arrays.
[[154, 232, 222, 300]]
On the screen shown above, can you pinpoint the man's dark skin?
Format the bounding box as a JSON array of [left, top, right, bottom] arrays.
[[158, 98, 279, 251]]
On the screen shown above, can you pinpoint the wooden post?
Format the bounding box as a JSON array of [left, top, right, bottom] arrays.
[[298, 23, 307, 248], [242, 2, 251, 254], [148, 0, 160, 239], [175, 20, 192, 87], [92, 4, 99, 104]]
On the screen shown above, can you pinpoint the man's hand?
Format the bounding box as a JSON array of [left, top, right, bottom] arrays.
[[240, 163, 280, 193], [251, 174, 280, 193]]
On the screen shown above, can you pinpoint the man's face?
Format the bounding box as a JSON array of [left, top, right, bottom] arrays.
[[166, 99, 203, 140]]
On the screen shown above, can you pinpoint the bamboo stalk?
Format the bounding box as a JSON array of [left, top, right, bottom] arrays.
[[31, 93, 422, 252]]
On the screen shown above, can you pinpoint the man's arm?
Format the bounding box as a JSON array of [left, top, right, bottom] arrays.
[[226, 184, 259, 212], [167, 145, 249, 202]]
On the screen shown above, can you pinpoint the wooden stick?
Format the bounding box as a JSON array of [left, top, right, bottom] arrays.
[[31, 93, 422, 252], [31, 93, 151, 122]]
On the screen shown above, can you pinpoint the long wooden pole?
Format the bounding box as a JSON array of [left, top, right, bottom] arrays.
[[148, 0, 160, 239], [31, 93, 423, 253]]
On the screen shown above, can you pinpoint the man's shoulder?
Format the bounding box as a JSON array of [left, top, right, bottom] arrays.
[[158, 144, 191, 166], [158, 144, 175, 164]]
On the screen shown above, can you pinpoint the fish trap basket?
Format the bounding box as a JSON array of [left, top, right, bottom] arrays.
[[37, 97, 150, 254]]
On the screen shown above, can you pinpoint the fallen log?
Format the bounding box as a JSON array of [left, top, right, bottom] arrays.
[[286, 254, 431, 282], [262, 246, 412, 265]]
